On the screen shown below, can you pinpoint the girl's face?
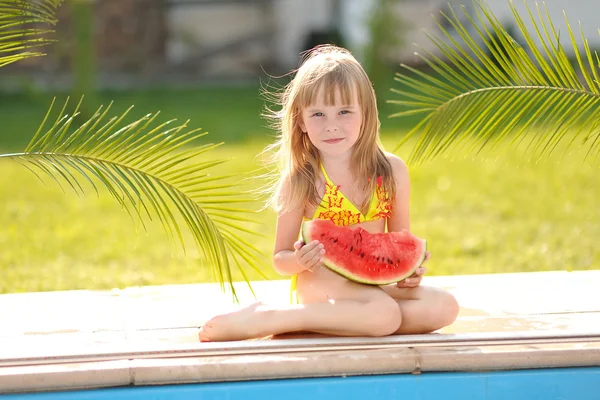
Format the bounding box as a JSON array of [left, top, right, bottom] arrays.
[[299, 86, 363, 159]]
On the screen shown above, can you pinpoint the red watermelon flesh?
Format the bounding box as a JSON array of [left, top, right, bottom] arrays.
[[301, 219, 427, 285]]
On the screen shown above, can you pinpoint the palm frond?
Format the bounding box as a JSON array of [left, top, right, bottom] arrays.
[[1, 97, 267, 301], [390, 0, 600, 165], [0, 0, 63, 67]]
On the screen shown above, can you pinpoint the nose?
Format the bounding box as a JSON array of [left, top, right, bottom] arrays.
[[326, 125, 338, 132]]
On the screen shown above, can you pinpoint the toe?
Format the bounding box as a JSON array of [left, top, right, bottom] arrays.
[[198, 326, 212, 342]]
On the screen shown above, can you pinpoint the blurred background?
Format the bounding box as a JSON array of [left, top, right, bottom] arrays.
[[3, 0, 600, 147], [1, 0, 599, 293]]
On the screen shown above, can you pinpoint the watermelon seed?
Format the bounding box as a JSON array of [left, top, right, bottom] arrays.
[[388, 258, 393, 265], [360, 252, 364, 258], [333, 239, 338, 243], [350, 246, 353, 252]]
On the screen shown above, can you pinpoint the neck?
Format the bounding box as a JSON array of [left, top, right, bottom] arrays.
[[320, 151, 353, 176]]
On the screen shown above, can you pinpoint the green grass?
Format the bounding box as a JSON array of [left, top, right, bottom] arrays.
[[1, 134, 599, 294], [0, 86, 269, 152], [0, 85, 599, 294]]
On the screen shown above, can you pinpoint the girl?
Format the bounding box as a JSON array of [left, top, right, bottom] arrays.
[[199, 45, 459, 342]]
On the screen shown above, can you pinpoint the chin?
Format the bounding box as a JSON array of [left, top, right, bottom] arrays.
[[318, 146, 352, 157]]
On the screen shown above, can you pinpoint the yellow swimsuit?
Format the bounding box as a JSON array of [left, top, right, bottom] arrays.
[[290, 164, 393, 303]]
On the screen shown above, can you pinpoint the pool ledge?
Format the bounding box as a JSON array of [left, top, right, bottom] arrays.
[[1, 270, 599, 393]]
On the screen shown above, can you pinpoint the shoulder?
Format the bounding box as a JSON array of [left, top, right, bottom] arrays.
[[276, 173, 315, 216], [384, 152, 409, 182], [276, 174, 296, 211], [384, 152, 408, 170], [278, 174, 293, 196]]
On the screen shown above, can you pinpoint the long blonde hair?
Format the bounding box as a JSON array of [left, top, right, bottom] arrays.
[[263, 45, 395, 215]]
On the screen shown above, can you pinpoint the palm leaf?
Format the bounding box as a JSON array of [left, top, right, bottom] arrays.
[[390, 0, 600, 165], [0, 0, 63, 67], [1, 98, 267, 301]]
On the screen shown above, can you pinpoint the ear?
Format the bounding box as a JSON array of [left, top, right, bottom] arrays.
[[298, 115, 306, 133], [299, 122, 306, 133]]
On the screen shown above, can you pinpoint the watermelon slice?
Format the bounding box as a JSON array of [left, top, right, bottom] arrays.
[[301, 219, 427, 285]]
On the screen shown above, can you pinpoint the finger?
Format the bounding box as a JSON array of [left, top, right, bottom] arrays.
[[414, 267, 427, 276], [397, 278, 410, 287], [399, 279, 418, 288], [408, 276, 423, 285], [300, 246, 324, 268], [407, 268, 422, 279], [305, 252, 324, 271], [295, 240, 316, 259], [411, 276, 423, 284], [309, 256, 323, 271], [399, 276, 422, 287], [299, 240, 320, 254], [302, 242, 324, 261], [293, 240, 304, 250]]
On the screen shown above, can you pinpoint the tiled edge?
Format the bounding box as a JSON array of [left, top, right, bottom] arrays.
[[0, 361, 131, 394], [417, 342, 600, 372], [132, 348, 417, 385], [3, 342, 600, 391], [132, 342, 600, 385]]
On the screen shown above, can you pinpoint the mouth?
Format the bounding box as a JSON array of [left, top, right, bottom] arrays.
[[323, 138, 344, 144]]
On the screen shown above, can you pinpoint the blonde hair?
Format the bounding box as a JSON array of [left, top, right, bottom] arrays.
[[263, 45, 395, 215]]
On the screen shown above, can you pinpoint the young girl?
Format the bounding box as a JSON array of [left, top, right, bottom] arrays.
[[199, 45, 459, 342]]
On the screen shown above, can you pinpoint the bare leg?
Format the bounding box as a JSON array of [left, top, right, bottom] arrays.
[[381, 284, 459, 334], [272, 285, 460, 339], [199, 280, 401, 342]]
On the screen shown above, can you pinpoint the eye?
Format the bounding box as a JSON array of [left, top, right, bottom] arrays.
[[340, 110, 350, 115], [312, 112, 324, 117]]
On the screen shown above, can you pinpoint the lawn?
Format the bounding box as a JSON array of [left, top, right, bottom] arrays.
[[0, 85, 599, 294]]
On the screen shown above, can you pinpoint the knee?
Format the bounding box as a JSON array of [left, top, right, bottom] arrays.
[[437, 291, 459, 328], [364, 297, 402, 337]]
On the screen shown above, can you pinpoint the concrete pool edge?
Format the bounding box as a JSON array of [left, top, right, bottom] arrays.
[[1, 270, 600, 394], [1, 340, 600, 393]]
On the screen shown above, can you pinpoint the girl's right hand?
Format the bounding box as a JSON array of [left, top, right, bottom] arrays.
[[293, 240, 325, 272]]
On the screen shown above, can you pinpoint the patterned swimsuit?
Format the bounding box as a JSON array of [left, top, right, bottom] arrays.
[[290, 164, 393, 302]]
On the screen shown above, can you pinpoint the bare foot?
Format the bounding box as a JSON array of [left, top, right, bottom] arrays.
[[198, 302, 272, 342]]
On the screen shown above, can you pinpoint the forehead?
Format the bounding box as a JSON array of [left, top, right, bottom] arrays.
[[310, 84, 358, 107], [297, 69, 360, 108]]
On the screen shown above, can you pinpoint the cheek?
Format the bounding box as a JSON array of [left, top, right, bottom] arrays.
[[304, 120, 320, 141], [305, 118, 323, 132], [344, 115, 362, 131]]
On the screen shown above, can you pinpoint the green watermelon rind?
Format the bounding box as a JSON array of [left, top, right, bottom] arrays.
[[301, 221, 428, 285]]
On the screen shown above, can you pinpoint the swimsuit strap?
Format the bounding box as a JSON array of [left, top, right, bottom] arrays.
[[320, 163, 333, 184]]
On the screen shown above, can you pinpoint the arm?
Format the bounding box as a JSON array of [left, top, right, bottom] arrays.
[[385, 153, 411, 233], [272, 209, 307, 276], [271, 183, 325, 276], [385, 153, 429, 287]]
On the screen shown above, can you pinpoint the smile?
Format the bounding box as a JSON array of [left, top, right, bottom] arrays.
[[323, 138, 344, 144]]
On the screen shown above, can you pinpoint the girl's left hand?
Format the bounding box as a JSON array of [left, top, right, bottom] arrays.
[[397, 251, 430, 288]]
